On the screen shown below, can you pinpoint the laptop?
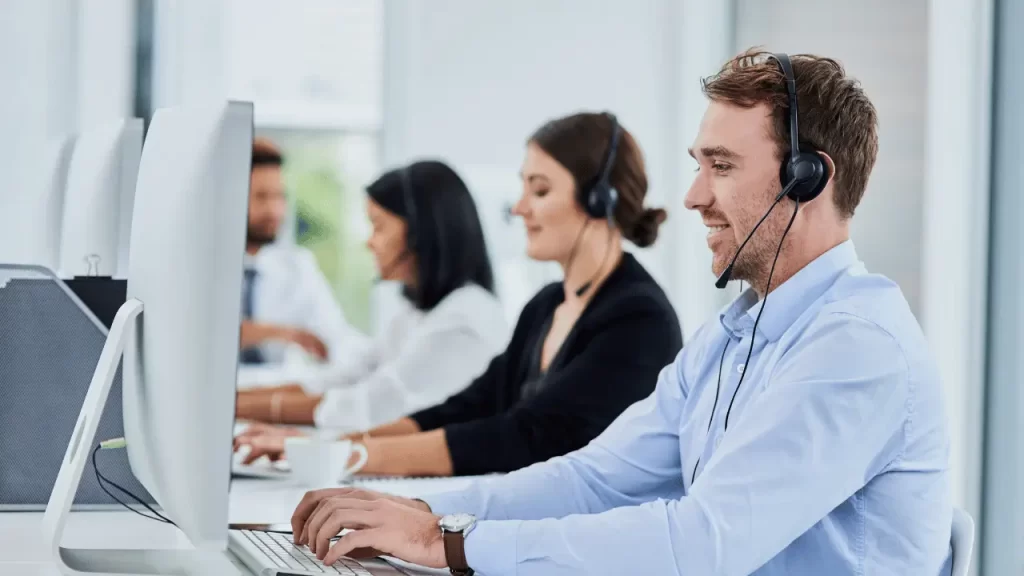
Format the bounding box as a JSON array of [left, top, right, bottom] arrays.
[[228, 525, 447, 575]]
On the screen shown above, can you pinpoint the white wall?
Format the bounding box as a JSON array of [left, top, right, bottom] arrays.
[[0, 0, 77, 265], [381, 0, 733, 332], [383, 0, 670, 328], [734, 0, 928, 317], [0, 0, 77, 195], [0, 0, 135, 266]]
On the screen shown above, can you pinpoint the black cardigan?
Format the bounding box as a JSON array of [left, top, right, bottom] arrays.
[[410, 252, 683, 476]]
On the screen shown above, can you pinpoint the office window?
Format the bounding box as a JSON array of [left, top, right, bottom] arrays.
[[257, 130, 378, 332], [224, 0, 383, 332]]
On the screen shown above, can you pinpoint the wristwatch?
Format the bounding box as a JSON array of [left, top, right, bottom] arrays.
[[438, 513, 476, 575]]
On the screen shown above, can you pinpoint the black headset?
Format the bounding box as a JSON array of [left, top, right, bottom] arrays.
[[694, 53, 830, 485], [771, 53, 829, 203], [580, 112, 622, 225]]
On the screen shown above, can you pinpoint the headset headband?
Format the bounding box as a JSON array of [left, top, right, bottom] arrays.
[[771, 53, 801, 163], [595, 113, 622, 187]]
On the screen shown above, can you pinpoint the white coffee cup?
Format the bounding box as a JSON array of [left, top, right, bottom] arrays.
[[284, 436, 368, 487]]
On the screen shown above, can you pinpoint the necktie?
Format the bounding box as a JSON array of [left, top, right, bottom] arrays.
[[240, 268, 264, 364]]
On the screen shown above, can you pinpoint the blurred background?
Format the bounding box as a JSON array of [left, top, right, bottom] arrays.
[[0, 1, 1019, 574]]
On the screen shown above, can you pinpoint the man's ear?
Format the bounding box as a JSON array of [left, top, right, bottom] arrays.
[[817, 151, 836, 184]]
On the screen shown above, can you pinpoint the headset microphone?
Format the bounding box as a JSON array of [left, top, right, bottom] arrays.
[[714, 178, 800, 288], [691, 52, 830, 485]]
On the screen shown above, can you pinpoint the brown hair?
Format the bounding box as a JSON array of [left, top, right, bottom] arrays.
[[529, 112, 667, 247], [252, 136, 283, 169], [701, 47, 879, 219]]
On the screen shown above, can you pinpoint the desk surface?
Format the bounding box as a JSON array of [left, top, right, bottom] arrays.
[[0, 476, 478, 575]]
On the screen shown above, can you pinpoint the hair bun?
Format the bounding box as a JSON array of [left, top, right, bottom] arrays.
[[628, 207, 668, 247]]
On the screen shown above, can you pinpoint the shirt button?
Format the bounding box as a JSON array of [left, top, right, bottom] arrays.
[[737, 363, 745, 374], [715, 436, 723, 449]]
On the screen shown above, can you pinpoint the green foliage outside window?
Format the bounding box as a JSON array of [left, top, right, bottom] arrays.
[[276, 137, 375, 332]]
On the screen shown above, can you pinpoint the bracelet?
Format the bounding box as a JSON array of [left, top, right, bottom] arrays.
[[269, 392, 284, 424]]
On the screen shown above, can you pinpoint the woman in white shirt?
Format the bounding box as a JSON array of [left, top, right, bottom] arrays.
[[235, 160, 508, 432]]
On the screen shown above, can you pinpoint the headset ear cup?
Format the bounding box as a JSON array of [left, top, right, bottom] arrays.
[[779, 150, 828, 203], [585, 183, 608, 220]]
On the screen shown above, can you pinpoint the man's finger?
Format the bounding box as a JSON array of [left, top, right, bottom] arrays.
[[299, 490, 360, 545], [323, 529, 383, 566], [314, 509, 376, 560], [305, 497, 375, 551], [304, 498, 337, 550], [292, 489, 344, 542], [299, 487, 380, 541]]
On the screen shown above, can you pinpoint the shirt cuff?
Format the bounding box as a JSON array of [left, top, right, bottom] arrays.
[[419, 490, 472, 516], [464, 520, 520, 576]]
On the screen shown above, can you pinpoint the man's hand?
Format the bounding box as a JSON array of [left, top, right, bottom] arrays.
[[240, 320, 329, 360], [282, 327, 329, 360], [291, 488, 442, 567]]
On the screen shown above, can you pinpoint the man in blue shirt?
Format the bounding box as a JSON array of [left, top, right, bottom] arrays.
[[289, 48, 952, 575]]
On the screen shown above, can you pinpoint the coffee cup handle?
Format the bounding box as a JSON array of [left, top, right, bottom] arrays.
[[343, 443, 369, 478]]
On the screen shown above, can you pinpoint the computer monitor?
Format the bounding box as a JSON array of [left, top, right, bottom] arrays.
[[0, 135, 76, 270], [59, 118, 144, 279], [42, 101, 252, 576]]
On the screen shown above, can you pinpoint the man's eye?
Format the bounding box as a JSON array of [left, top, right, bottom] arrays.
[[713, 163, 731, 173]]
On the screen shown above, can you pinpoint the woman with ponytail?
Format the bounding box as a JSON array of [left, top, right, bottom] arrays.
[[236, 112, 683, 478]]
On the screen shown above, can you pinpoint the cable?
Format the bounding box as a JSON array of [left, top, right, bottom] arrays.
[[723, 200, 800, 429], [562, 221, 590, 295], [91, 444, 175, 525], [690, 200, 799, 486], [690, 339, 732, 485], [575, 229, 614, 298]]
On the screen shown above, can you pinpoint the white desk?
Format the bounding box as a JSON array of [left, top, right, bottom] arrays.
[[0, 476, 478, 575]]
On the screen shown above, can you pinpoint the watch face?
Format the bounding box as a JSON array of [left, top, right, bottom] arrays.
[[440, 513, 476, 532]]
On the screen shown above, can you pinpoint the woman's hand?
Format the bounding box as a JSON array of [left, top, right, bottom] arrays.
[[233, 423, 307, 464]]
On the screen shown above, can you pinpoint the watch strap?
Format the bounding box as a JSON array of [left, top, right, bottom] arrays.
[[443, 529, 473, 575]]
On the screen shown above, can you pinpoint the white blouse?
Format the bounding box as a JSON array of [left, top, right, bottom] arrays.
[[310, 283, 509, 431]]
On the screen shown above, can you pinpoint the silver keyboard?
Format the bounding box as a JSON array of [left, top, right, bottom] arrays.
[[240, 530, 373, 575]]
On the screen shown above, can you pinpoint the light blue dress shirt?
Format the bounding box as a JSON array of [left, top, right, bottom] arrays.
[[424, 240, 952, 575]]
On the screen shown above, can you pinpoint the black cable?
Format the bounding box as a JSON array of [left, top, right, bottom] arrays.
[[690, 339, 732, 485], [723, 200, 800, 429], [690, 200, 800, 486], [563, 221, 589, 293], [91, 445, 175, 525], [575, 229, 614, 298]]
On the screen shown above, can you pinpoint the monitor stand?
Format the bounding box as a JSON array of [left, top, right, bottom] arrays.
[[40, 298, 241, 576]]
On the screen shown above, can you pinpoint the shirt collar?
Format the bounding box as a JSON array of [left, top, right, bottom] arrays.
[[719, 240, 860, 342], [242, 251, 258, 271]]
